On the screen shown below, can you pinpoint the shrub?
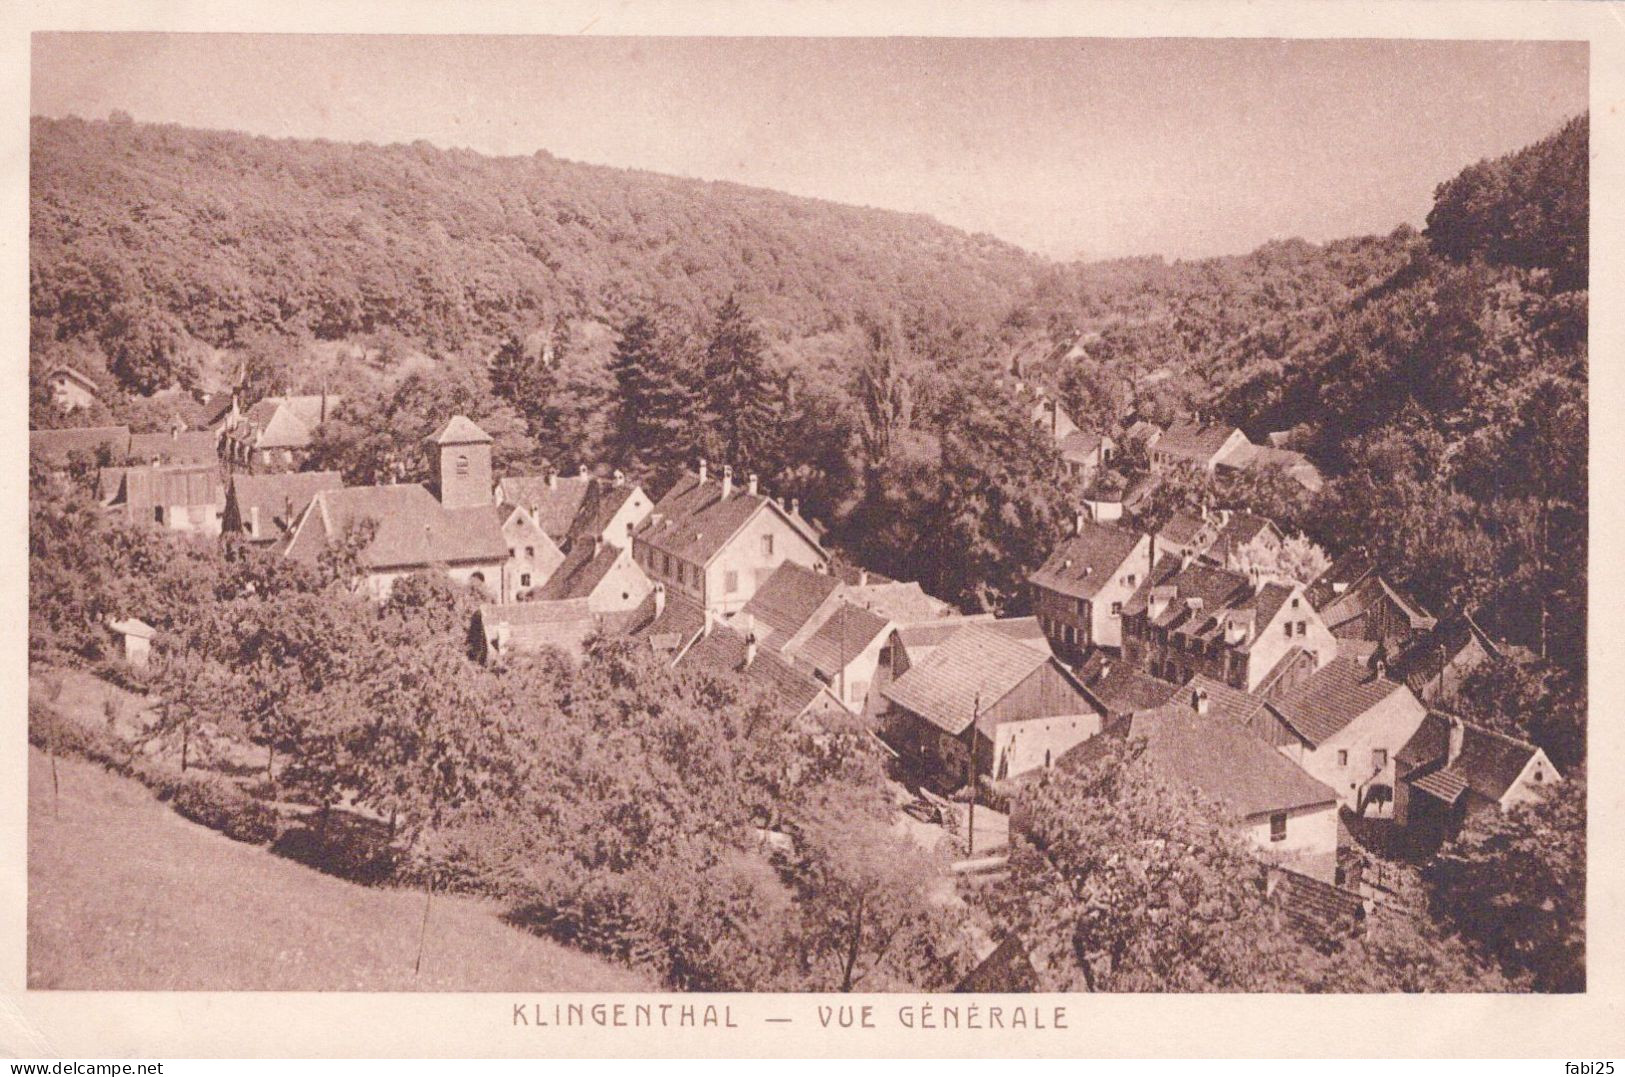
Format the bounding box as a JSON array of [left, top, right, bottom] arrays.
[[149, 770, 281, 845], [28, 699, 134, 773]]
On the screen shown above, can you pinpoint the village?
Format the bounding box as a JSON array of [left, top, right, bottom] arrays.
[[28, 363, 1565, 981]]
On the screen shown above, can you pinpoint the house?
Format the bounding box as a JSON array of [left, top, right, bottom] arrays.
[[101, 464, 226, 535], [1120, 556, 1336, 693], [1306, 552, 1436, 646], [1029, 518, 1152, 658], [283, 416, 528, 601], [223, 394, 339, 472], [1029, 396, 1079, 445], [1061, 701, 1341, 883], [494, 469, 653, 551], [1389, 612, 1505, 704], [673, 619, 846, 722], [107, 617, 155, 667], [633, 462, 828, 617], [1253, 653, 1430, 814], [127, 429, 220, 468], [1394, 712, 1561, 849], [1207, 512, 1286, 575], [1073, 651, 1180, 719], [1058, 431, 1115, 481], [791, 601, 894, 714], [474, 598, 647, 663], [495, 504, 565, 600], [955, 936, 1039, 993], [1149, 421, 1250, 472], [45, 365, 100, 411], [881, 623, 1104, 783], [1155, 510, 1221, 563], [30, 426, 131, 468], [738, 562, 845, 652], [223, 470, 345, 543], [532, 537, 652, 613], [1218, 442, 1325, 492], [629, 584, 707, 658], [1265, 866, 1368, 947]]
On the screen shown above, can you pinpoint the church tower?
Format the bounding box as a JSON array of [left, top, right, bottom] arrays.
[[425, 415, 493, 510]]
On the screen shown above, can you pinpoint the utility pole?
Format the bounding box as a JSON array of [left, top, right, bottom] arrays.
[[966, 691, 980, 858]]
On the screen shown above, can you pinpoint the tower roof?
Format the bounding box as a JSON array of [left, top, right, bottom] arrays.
[[425, 415, 492, 446]]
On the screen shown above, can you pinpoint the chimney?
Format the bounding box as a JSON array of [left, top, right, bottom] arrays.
[[249, 505, 261, 539], [1447, 716, 1465, 765], [747, 472, 759, 497], [858, 569, 868, 587], [546, 470, 558, 491], [613, 469, 626, 488], [1179, 549, 1193, 570], [593, 535, 603, 557], [743, 632, 758, 669], [1075, 512, 1087, 536], [721, 465, 734, 499], [1191, 688, 1210, 716], [1372, 655, 1387, 680], [652, 582, 667, 619], [1097, 659, 1112, 683], [790, 497, 800, 517], [698, 459, 708, 484], [578, 463, 589, 480]]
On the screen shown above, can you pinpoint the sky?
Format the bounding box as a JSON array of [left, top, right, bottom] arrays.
[[31, 34, 1588, 261]]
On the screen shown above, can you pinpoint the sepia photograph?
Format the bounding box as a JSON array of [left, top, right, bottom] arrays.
[[20, 24, 1590, 1013]]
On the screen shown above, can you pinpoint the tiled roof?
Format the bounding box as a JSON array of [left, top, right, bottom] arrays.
[[631, 589, 707, 653], [1397, 712, 1548, 804], [797, 603, 891, 678], [1076, 651, 1179, 716], [533, 541, 625, 601], [426, 415, 491, 445], [1269, 654, 1411, 748], [1318, 575, 1435, 635], [638, 470, 822, 567], [739, 563, 843, 647], [127, 430, 218, 466], [569, 483, 645, 543], [1066, 711, 1336, 818], [497, 474, 596, 539], [1270, 867, 1366, 942], [991, 616, 1055, 655], [881, 624, 1063, 736], [954, 937, 1039, 994], [1030, 521, 1146, 600], [1158, 421, 1243, 462], [1158, 511, 1213, 549], [228, 471, 344, 536], [292, 485, 507, 568], [1150, 673, 1270, 728], [108, 464, 225, 509], [1058, 430, 1107, 462], [844, 581, 956, 623], [1215, 512, 1278, 550], [236, 395, 339, 450], [677, 624, 828, 716], [108, 617, 156, 639], [1390, 613, 1499, 690], [1124, 556, 1251, 622], [478, 599, 600, 659], [1305, 551, 1376, 611], [31, 426, 131, 463]]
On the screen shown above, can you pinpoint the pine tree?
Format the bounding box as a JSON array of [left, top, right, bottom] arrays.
[[610, 314, 700, 482], [487, 329, 557, 451], [700, 294, 782, 471]]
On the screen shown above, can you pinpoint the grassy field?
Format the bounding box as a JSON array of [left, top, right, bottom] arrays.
[[27, 747, 654, 991]]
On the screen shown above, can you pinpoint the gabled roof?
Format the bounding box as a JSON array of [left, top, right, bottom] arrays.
[[739, 563, 844, 647], [1030, 521, 1146, 600], [1270, 867, 1366, 943], [637, 470, 824, 567], [478, 599, 600, 659], [954, 936, 1039, 994], [1390, 612, 1501, 691], [1064, 711, 1337, 819], [1397, 712, 1552, 805], [881, 624, 1075, 736], [1152, 673, 1271, 728], [1158, 511, 1215, 549], [1076, 651, 1180, 716], [426, 415, 491, 445], [1268, 654, 1414, 748], [106, 464, 225, 510], [47, 364, 100, 391], [1157, 421, 1245, 462], [676, 624, 830, 717], [569, 482, 646, 543], [631, 589, 707, 654], [1214, 512, 1280, 551], [533, 541, 626, 601], [107, 617, 155, 639], [288, 485, 507, 569], [1318, 574, 1437, 636], [496, 474, 597, 539], [31, 425, 131, 464], [228, 470, 344, 536], [1058, 430, 1108, 463], [1305, 551, 1376, 611], [127, 430, 218, 466], [843, 580, 957, 623], [1123, 556, 1252, 623], [235, 395, 339, 450], [797, 603, 891, 678]]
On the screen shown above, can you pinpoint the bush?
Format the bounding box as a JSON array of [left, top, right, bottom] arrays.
[[28, 699, 134, 772], [148, 770, 281, 845]]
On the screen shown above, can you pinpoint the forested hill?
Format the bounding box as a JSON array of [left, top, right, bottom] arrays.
[[29, 115, 1042, 392]]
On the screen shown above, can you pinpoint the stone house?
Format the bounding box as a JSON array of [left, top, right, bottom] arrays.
[[1150, 421, 1250, 472], [533, 536, 652, 613], [223, 394, 339, 472], [45, 364, 99, 411], [1029, 518, 1151, 658], [1394, 712, 1560, 850], [101, 463, 226, 535], [223, 470, 345, 544]]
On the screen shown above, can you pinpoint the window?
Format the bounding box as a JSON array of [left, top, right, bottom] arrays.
[[520, 573, 531, 588], [1296, 620, 1307, 635], [525, 546, 535, 559], [1076, 598, 1086, 616], [1111, 601, 1123, 616], [1284, 622, 1293, 638], [1126, 574, 1137, 587], [1337, 750, 1348, 767], [154, 506, 165, 524], [509, 547, 517, 560], [1372, 749, 1388, 770], [1291, 597, 1300, 609], [1269, 813, 1287, 842], [1064, 626, 1076, 646], [725, 570, 739, 594], [762, 534, 774, 557], [455, 453, 469, 477]]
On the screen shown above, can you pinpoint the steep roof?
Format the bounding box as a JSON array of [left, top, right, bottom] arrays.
[[1390, 612, 1500, 691], [1215, 512, 1279, 551], [797, 603, 892, 678], [30, 425, 131, 464], [533, 541, 626, 601], [676, 624, 829, 717], [1318, 574, 1436, 636], [1124, 556, 1252, 623], [1066, 711, 1337, 818], [1158, 421, 1245, 462], [1269, 654, 1413, 748], [1151, 673, 1271, 728], [1076, 651, 1179, 716], [1158, 511, 1213, 549], [228, 471, 345, 536], [1397, 712, 1551, 805], [497, 474, 597, 539], [1305, 551, 1376, 611], [954, 936, 1039, 994], [108, 464, 225, 510], [237, 395, 339, 450], [426, 415, 491, 445], [108, 616, 156, 639], [881, 624, 1071, 736], [1058, 430, 1108, 463], [631, 589, 708, 654], [289, 485, 507, 569], [739, 562, 843, 647], [1030, 521, 1146, 600], [1270, 867, 1366, 943], [570, 482, 646, 542], [843, 580, 957, 623], [478, 599, 600, 659], [637, 470, 823, 567]]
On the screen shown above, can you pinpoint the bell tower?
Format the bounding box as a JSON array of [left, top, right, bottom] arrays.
[[425, 415, 493, 510]]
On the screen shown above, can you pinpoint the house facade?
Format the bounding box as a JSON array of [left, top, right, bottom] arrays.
[[1029, 519, 1151, 658], [1394, 712, 1561, 850], [223, 470, 345, 544], [45, 365, 99, 411], [102, 464, 226, 536], [1150, 421, 1250, 472], [223, 394, 339, 472]]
